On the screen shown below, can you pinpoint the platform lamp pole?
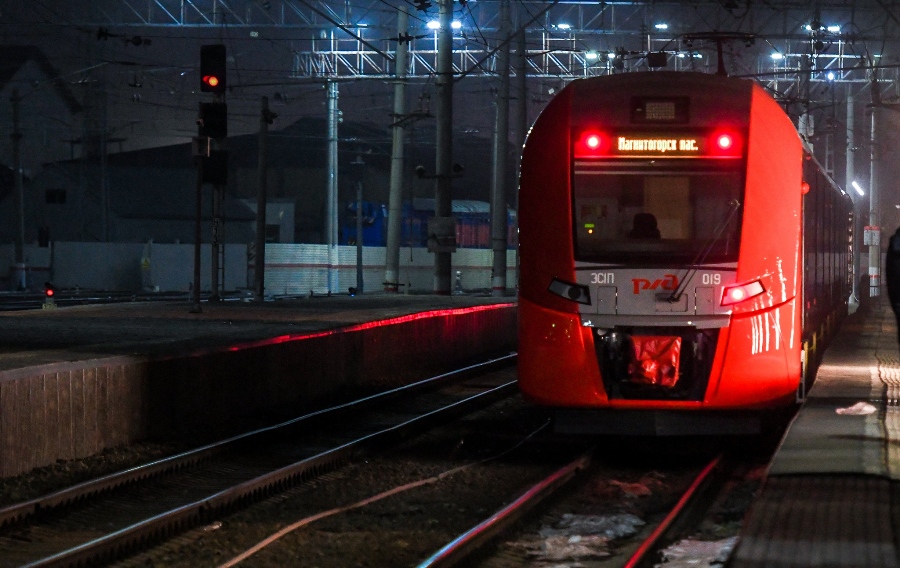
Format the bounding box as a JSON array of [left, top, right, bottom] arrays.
[[847, 93, 860, 305], [869, 72, 881, 298]]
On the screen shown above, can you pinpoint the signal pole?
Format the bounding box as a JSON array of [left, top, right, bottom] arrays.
[[433, 0, 454, 295], [191, 151, 203, 313], [193, 44, 228, 310]]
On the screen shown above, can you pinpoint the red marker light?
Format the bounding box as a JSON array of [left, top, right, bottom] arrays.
[[716, 133, 733, 150], [203, 75, 220, 87], [45, 289, 55, 297], [575, 130, 607, 157], [708, 129, 742, 157]]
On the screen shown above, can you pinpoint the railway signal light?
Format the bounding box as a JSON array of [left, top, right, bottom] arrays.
[[200, 44, 226, 94], [43, 282, 57, 309]]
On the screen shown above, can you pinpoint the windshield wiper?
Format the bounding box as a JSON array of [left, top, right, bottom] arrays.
[[668, 199, 742, 303]]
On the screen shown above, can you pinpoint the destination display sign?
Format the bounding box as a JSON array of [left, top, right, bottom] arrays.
[[615, 136, 702, 155], [574, 129, 743, 158]]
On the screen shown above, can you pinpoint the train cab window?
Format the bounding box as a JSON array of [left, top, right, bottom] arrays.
[[573, 164, 744, 264]]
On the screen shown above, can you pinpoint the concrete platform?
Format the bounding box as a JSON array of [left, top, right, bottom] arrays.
[[731, 294, 900, 567], [0, 294, 517, 478]]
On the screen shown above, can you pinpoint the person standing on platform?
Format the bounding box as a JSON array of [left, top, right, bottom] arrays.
[[886, 227, 900, 344]]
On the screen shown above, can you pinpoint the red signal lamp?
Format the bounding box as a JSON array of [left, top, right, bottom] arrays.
[[716, 133, 733, 150], [203, 75, 220, 88], [709, 129, 743, 157], [575, 129, 608, 157], [43, 282, 56, 307]]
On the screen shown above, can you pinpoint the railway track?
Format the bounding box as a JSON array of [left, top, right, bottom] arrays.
[[0, 354, 517, 568], [414, 448, 769, 568]]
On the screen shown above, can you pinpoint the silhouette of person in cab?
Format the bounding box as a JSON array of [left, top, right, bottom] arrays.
[[887, 227, 900, 343], [629, 212, 661, 239]]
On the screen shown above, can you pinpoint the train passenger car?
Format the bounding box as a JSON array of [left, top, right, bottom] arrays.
[[517, 72, 853, 435]]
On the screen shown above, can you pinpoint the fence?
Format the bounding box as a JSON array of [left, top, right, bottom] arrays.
[[1, 242, 517, 295]]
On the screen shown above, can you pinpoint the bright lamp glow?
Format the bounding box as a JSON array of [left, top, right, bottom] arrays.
[[827, 25, 841, 32], [557, 23, 571, 30], [716, 134, 733, 150], [575, 130, 607, 157], [585, 51, 599, 61], [451, 20, 462, 29], [426, 20, 439, 30], [852, 181, 865, 196], [721, 280, 765, 306], [827, 71, 835, 81], [654, 23, 668, 30], [771, 53, 784, 60]]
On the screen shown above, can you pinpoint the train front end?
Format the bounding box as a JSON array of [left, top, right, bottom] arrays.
[[517, 72, 804, 434]]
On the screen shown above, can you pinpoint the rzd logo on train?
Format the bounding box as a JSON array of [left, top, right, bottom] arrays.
[[632, 274, 679, 294]]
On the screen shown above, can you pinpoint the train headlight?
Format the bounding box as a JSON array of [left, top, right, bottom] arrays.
[[549, 277, 591, 305], [720, 279, 765, 306]]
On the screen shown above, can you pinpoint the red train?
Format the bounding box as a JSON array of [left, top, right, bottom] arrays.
[[517, 72, 854, 434]]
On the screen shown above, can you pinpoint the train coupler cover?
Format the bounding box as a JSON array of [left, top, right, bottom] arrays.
[[628, 336, 681, 387]]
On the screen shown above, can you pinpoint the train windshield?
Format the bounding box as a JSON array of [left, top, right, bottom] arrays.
[[573, 161, 744, 265]]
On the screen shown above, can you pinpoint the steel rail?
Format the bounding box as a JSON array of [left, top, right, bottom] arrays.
[[16, 377, 519, 568], [417, 448, 594, 568], [623, 453, 724, 568], [0, 353, 516, 529]]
